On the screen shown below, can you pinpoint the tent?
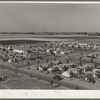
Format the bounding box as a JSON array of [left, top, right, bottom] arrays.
[[62, 71, 70, 78], [60, 51, 65, 55], [8, 59, 12, 63], [41, 63, 49, 68], [83, 71, 96, 83], [47, 67, 53, 72], [59, 63, 70, 68], [54, 50, 57, 54], [13, 49, 24, 53], [62, 68, 77, 78], [46, 49, 50, 53], [68, 68, 78, 74], [51, 61, 61, 65], [92, 69, 100, 73]]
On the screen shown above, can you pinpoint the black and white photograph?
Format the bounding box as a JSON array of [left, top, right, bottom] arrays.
[[0, 2, 100, 92]]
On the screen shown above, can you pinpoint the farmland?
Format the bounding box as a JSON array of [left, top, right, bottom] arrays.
[[0, 34, 100, 89]]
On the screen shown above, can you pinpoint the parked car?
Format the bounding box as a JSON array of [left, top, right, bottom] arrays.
[[52, 75, 63, 81]]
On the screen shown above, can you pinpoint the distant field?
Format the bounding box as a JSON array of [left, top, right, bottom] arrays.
[[0, 34, 99, 39], [0, 34, 100, 44]]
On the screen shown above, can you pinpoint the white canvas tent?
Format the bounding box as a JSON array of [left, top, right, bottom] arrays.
[[62, 71, 70, 78], [13, 49, 24, 53]]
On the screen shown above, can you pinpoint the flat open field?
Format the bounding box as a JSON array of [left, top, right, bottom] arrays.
[[0, 34, 100, 39], [0, 34, 100, 44], [0, 34, 99, 39]]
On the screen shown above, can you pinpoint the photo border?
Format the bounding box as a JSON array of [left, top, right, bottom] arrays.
[[0, 1, 100, 99]]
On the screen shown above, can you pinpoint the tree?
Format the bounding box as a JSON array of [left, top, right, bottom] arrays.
[[94, 63, 97, 68], [79, 57, 82, 60], [90, 58, 94, 63], [37, 60, 40, 64], [79, 61, 82, 66], [46, 59, 48, 62], [66, 59, 69, 63]]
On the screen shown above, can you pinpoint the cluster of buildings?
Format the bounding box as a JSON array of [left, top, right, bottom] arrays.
[[0, 40, 100, 84]]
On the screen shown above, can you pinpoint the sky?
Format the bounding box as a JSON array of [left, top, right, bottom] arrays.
[[0, 3, 100, 32]]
